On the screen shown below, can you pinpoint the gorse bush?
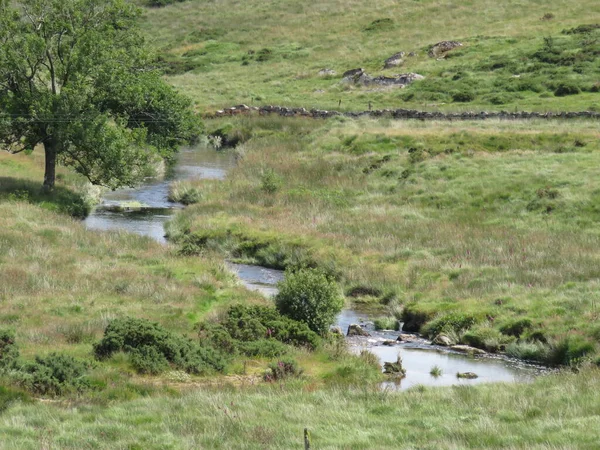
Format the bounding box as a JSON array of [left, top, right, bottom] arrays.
[[0, 329, 19, 370], [264, 358, 302, 381], [275, 268, 344, 335], [94, 317, 226, 375], [14, 353, 93, 396], [197, 304, 321, 356]]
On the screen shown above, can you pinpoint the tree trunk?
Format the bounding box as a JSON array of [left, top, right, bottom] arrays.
[[43, 140, 57, 193]]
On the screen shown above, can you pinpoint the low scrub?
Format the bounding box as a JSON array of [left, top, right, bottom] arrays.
[[264, 358, 303, 381], [94, 317, 226, 375]]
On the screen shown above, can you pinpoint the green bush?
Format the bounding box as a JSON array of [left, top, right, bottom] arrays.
[[14, 353, 93, 396], [219, 304, 321, 349], [554, 82, 581, 96], [94, 317, 226, 375], [400, 304, 435, 332], [275, 268, 344, 335], [0, 329, 19, 370], [239, 339, 288, 358], [130, 346, 170, 375], [264, 358, 302, 381], [462, 326, 514, 352], [548, 335, 596, 366], [499, 318, 533, 338], [260, 168, 282, 194], [451, 90, 475, 102]]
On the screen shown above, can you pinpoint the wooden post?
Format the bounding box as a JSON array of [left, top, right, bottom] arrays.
[[304, 428, 311, 450]]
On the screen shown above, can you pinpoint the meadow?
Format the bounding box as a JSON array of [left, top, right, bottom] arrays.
[[140, 0, 600, 112]]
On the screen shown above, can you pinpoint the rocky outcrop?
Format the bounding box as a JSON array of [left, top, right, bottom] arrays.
[[347, 324, 370, 337], [208, 106, 600, 121], [384, 52, 405, 68], [428, 41, 462, 57], [342, 69, 424, 87]]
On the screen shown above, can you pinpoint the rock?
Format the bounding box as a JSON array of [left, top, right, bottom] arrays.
[[345, 71, 424, 87], [382, 340, 396, 346], [428, 41, 463, 58], [384, 52, 405, 68], [408, 51, 417, 57], [451, 345, 486, 355], [318, 68, 336, 76], [342, 68, 365, 80], [397, 333, 419, 343], [347, 324, 370, 337], [383, 355, 406, 377], [456, 372, 478, 379], [330, 326, 343, 336], [432, 334, 453, 346]]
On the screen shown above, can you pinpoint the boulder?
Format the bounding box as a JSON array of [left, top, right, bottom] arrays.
[[342, 68, 365, 80], [347, 324, 370, 337], [382, 340, 396, 346], [330, 326, 344, 336], [428, 41, 462, 58], [318, 68, 336, 77], [345, 71, 424, 87], [397, 333, 419, 343], [456, 372, 478, 379], [432, 334, 453, 346], [451, 345, 486, 355], [384, 52, 405, 69]]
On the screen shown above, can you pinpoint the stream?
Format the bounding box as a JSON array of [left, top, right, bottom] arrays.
[[85, 145, 542, 390]]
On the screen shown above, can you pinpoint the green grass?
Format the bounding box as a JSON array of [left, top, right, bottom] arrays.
[[138, 0, 600, 112], [1, 369, 599, 449], [167, 116, 600, 363]]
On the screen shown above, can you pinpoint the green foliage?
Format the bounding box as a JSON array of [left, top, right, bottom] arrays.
[[202, 304, 321, 351], [400, 304, 435, 333], [275, 268, 344, 335], [239, 339, 289, 358], [146, 0, 187, 7], [94, 317, 226, 375], [260, 168, 282, 194], [14, 353, 93, 396], [0, 0, 200, 190], [422, 313, 478, 339], [373, 317, 400, 331], [499, 318, 533, 338], [548, 335, 596, 366], [430, 365, 442, 377], [363, 18, 394, 33], [0, 329, 19, 370], [264, 358, 302, 381], [462, 326, 514, 352], [554, 82, 581, 97]]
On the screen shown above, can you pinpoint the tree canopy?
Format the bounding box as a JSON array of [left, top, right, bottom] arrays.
[[0, 0, 200, 191]]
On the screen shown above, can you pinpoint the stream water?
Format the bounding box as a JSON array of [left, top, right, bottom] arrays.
[[85, 145, 542, 390]]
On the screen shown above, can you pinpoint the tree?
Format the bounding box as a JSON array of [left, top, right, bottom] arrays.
[[275, 268, 344, 335], [0, 0, 200, 192]]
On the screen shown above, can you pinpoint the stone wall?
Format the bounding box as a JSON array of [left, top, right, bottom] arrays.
[[207, 105, 600, 121]]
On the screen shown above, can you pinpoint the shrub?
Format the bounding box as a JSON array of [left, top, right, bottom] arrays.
[[15, 353, 93, 396], [240, 340, 288, 358], [220, 304, 320, 349], [462, 326, 514, 352], [264, 358, 302, 381], [548, 335, 596, 366], [275, 268, 344, 335], [401, 304, 434, 332], [94, 317, 226, 375], [130, 346, 170, 375], [499, 318, 533, 338], [554, 82, 581, 96], [260, 169, 282, 194], [0, 329, 19, 370], [451, 90, 475, 102]]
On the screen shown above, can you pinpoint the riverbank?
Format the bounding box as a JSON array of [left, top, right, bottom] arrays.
[[167, 116, 600, 366]]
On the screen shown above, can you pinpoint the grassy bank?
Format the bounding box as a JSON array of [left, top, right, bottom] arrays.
[[1, 369, 600, 449], [140, 0, 600, 112], [167, 116, 600, 364]]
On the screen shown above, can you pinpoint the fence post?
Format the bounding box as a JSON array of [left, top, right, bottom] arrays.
[[304, 428, 311, 450]]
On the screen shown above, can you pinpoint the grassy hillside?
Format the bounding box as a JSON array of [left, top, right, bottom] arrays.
[[140, 0, 600, 111], [168, 116, 600, 365]]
